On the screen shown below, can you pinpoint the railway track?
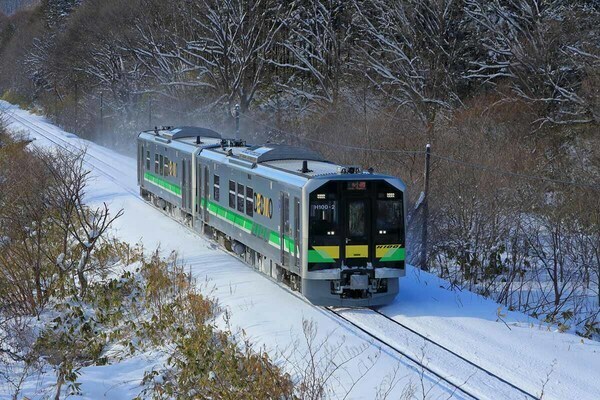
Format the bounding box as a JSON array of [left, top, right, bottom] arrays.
[[7, 111, 140, 198], [327, 307, 539, 400], [370, 308, 538, 399], [5, 108, 539, 400]]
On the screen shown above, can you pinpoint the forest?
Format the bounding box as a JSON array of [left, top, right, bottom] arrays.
[[0, 0, 598, 337]]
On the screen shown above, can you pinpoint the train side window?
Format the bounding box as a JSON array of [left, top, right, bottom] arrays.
[[213, 175, 220, 201], [146, 150, 150, 170], [229, 180, 236, 208], [154, 154, 159, 174], [237, 183, 245, 213], [164, 157, 170, 176], [246, 187, 254, 217], [159, 155, 164, 176]]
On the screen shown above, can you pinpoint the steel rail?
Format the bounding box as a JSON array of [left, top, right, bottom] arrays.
[[370, 309, 538, 399]]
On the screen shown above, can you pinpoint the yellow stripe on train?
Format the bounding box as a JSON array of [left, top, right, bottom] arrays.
[[376, 244, 402, 258], [312, 246, 340, 259], [346, 245, 368, 258]]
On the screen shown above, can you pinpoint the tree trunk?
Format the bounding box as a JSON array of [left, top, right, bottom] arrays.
[[553, 258, 560, 307], [77, 251, 90, 298]]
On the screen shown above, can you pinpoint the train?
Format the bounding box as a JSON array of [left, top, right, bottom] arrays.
[[136, 126, 407, 306]]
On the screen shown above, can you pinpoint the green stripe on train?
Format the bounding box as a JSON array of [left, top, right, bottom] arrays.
[[200, 197, 296, 255], [144, 172, 182, 196], [307, 250, 336, 263], [380, 247, 406, 262]]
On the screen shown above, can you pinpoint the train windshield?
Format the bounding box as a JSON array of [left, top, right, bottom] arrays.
[[376, 198, 403, 240], [347, 200, 366, 237], [308, 180, 405, 271], [309, 200, 338, 236]]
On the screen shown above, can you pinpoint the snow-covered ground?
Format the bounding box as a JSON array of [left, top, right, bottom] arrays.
[[2, 101, 599, 400]]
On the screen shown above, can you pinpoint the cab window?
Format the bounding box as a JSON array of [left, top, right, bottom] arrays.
[[348, 200, 366, 237], [376, 192, 403, 241], [310, 199, 337, 236]]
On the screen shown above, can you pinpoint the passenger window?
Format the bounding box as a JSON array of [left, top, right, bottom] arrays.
[[348, 200, 366, 237], [246, 187, 254, 217], [154, 154, 159, 174], [146, 150, 150, 170], [159, 155, 164, 176], [213, 175, 220, 201], [237, 183, 245, 213], [229, 180, 236, 208], [164, 157, 170, 176]]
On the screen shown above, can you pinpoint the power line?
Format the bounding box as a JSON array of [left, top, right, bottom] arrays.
[[240, 112, 600, 192], [240, 113, 425, 155]]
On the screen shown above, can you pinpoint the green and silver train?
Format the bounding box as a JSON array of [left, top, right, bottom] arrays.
[[137, 126, 407, 306]]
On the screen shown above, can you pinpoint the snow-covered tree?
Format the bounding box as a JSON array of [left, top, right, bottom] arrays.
[[42, 0, 80, 27], [271, 0, 354, 107], [134, 0, 293, 113], [465, 0, 600, 127], [354, 0, 472, 139]]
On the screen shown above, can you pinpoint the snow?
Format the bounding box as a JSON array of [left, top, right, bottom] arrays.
[[1, 100, 599, 400]]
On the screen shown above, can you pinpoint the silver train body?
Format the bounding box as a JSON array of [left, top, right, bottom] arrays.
[[137, 126, 407, 306]]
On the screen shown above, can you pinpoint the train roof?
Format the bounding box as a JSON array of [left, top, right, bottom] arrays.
[[204, 142, 371, 180], [238, 143, 327, 164], [138, 126, 223, 152], [138, 126, 404, 186], [169, 126, 221, 140]]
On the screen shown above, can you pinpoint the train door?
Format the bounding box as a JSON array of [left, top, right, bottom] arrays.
[[280, 192, 290, 267], [137, 142, 144, 185], [203, 166, 209, 222], [343, 198, 371, 267], [181, 159, 192, 210], [195, 161, 201, 214], [293, 197, 300, 273], [182, 160, 187, 208]]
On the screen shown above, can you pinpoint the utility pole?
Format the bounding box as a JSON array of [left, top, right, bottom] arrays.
[[420, 144, 431, 271], [234, 103, 240, 140]]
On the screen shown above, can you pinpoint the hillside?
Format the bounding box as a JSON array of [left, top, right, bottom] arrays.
[[2, 100, 599, 400], [0, 0, 598, 368]]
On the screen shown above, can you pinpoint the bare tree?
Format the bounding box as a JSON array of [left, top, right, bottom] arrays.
[[38, 148, 123, 298], [133, 0, 293, 113], [272, 0, 353, 108], [354, 0, 470, 140], [278, 319, 380, 400], [465, 0, 600, 127]]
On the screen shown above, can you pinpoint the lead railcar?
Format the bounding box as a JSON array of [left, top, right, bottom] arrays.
[[137, 126, 407, 306]]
